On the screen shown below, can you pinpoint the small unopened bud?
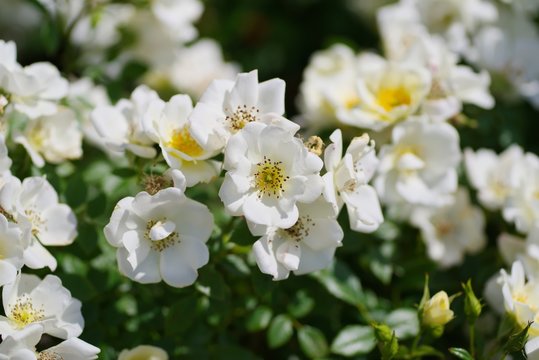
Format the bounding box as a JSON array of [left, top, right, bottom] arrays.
[[142, 174, 172, 195], [503, 321, 532, 354], [422, 291, 454, 328], [372, 323, 398, 359], [462, 279, 482, 322], [304, 136, 324, 156]]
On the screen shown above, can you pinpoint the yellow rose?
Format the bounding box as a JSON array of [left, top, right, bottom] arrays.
[[422, 291, 454, 327], [118, 345, 169, 360]]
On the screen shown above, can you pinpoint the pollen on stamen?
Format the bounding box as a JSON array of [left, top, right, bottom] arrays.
[[38, 351, 64, 360], [225, 104, 259, 132], [10, 294, 45, 328], [144, 219, 179, 252], [253, 156, 290, 198], [282, 215, 314, 242]]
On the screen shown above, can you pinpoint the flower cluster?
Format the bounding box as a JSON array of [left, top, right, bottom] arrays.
[[0, 0, 539, 357]]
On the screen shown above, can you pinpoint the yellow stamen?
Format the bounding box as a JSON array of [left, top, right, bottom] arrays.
[[168, 126, 204, 158], [376, 87, 411, 111], [254, 156, 289, 198]]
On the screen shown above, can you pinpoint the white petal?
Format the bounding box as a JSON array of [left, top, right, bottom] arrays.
[[160, 244, 199, 288], [257, 78, 286, 114], [149, 220, 176, 241], [276, 240, 301, 271]]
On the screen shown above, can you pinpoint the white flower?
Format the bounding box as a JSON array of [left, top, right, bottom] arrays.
[[166, 39, 240, 99], [0, 176, 77, 271], [323, 129, 383, 232], [0, 40, 68, 119], [14, 108, 83, 167], [0, 215, 25, 288], [375, 119, 461, 207], [125, 0, 203, 67], [297, 44, 360, 131], [0, 274, 84, 339], [406, 36, 494, 121], [118, 345, 168, 360], [464, 145, 524, 210], [0, 323, 99, 360], [503, 153, 539, 233], [498, 226, 539, 278], [150, 0, 203, 43], [105, 187, 214, 288], [251, 197, 343, 281], [404, 0, 498, 55], [190, 70, 294, 153], [411, 189, 486, 267], [66, 77, 115, 155], [0, 134, 12, 185], [143, 94, 221, 187], [498, 261, 539, 338], [91, 85, 159, 158], [336, 53, 431, 131], [219, 123, 324, 228], [469, 9, 539, 108]]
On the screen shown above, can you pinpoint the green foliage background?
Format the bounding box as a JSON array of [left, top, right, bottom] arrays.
[[2, 0, 539, 358]]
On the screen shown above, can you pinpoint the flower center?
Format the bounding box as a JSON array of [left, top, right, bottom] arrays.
[[168, 126, 204, 158], [376, 87, 411, 111], [145, 219, 179, 252], [435, 221, 454, 237], [38, 351, 63, 360], [344, 94, 361, 110], [0, 206, 16, 223], [254, 156, 289, 198], [282, 215, 313, 241], [226, 105, 259, 132], [24, 208, 45, 237], [10, 295, 45, 328]]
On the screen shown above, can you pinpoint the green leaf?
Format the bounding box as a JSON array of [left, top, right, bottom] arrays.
[[287, 290, 314, 318], [412, 345, 444, 358], [298, 325, 329, 359], [311, 260, 364, 306], [245, 306, 273, 332], [267, 314, 294, 348], [449, 347, 474, 360], [165, 295, 199, 337], [65, 174, 88, 208], [331, 325, 376, 356], [197, 267, 229, 301], [385, 308, 419, 339]]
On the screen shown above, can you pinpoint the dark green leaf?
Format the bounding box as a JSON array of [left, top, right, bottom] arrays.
[[298, 325, 329, 359], [331, 325, 376, 356], [245, 306, 272, 332], [267, 314, 294, 349], [311, 260, 364, 306], [449, 347, 474, 360]]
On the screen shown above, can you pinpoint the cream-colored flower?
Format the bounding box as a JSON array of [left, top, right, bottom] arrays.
[[411, 189, 486, 268], [337, 53, 431, 131], [14, 108, 82, 167], [118, 345, 168, 360], [0, 274, 84, 339], [422, 291, 454, 327], [143, 94, 221, 187]]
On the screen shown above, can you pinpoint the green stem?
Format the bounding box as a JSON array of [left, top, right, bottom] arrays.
[[469, 323, 476, 358], [411, 330, 422, 353], [356, 302, 374, 323]]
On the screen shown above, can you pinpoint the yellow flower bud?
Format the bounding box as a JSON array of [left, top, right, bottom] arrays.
[[422, 291, 454, 327], [118, 345, 169, 360]]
